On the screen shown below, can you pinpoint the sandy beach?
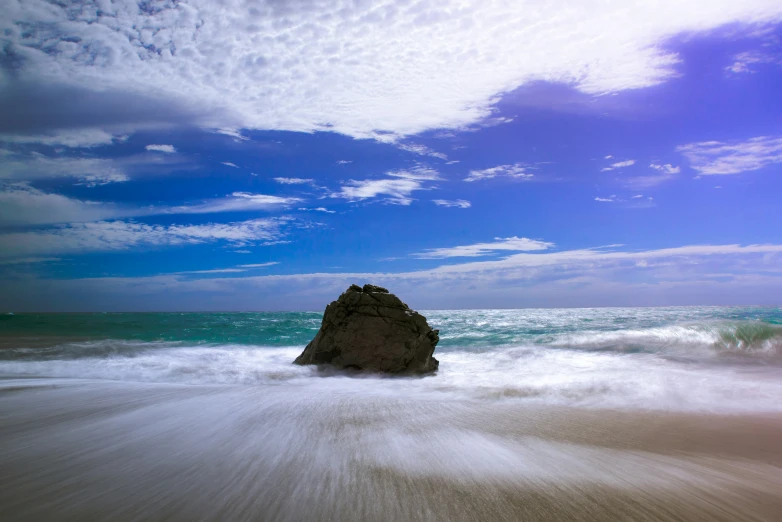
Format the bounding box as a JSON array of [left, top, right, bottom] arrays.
[[2, 377, 781, 521]]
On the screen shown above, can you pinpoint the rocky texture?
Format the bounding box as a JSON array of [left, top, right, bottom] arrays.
[[294, 284, 439, 373]]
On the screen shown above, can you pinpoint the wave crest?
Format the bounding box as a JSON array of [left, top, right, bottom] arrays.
[[545, 321, 782, 359]]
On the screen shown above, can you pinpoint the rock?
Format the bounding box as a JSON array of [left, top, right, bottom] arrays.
[[294, 284, 439, 374]]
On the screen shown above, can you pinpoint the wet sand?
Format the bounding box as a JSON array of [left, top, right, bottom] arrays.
[[2, 377, 781, 521]]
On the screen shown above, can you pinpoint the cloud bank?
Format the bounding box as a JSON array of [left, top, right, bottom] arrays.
[[0, 218, 289, 258], [0, 185, 301, 227], [4, 0, 781, 141], [4, 242, 782, 311]]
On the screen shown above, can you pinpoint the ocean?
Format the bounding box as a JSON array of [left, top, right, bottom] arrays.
[[2, 306, 782, 520]]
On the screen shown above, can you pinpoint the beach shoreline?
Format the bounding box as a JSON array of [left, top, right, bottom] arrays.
[[2, 377, 781, 521]]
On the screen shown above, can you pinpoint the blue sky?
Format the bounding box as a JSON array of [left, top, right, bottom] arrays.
[[1, 1, 782, 311]]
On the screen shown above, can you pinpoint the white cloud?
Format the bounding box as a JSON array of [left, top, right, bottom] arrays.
[[0, 218, 289, 258], [274, 177, 314, 185], [649, 163, 680, 174], [601, 160, 636, 172], [0, 185, 300, 226], [387, 167, 442, 181], [413, 236, 553, 259], [170, 262, 278, 274], [298, 207, 336, 214], [5, 1, 781, 140], [177, 268, 248, 274], [0, 184, 121, 226], [221, 162, 240, 168], [677, 136, 782, 175], [418, 243, 782, 277], [336, 160, 352, 165], [77, 172, 130, 187], [0, 149, 194, 186], [0, 154, 130, 186], [162, 193, 302, 214], [432, 199, 471, 208], [332, 178, 427, 205], [215, 128, 249, 141], [146, 144, 176, 153], [0, 257, 60, 265], [595, 194, 654, 206], [397, 143, 448, 160], [0, 129, 124, 148], [726, 51, 781, 74], [472, 116, 515, 130], [605, 155, 614, 160], [465, 164, 533, 182], [620, 163, 680, 188]]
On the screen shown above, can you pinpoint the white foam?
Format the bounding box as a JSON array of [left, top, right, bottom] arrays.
[[2, 341, 782, 413]]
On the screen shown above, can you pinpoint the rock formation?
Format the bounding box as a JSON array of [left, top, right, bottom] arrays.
[[294, 284, 439, 373]]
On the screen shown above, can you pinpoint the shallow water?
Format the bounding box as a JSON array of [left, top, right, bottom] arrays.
[[2, 307, 782, 520]]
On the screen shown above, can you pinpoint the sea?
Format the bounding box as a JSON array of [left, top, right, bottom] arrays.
[[2, 306, 782, 521]]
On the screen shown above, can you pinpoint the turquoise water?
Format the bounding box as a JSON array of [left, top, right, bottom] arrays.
[[2, 306, 781, 350], [1, 306, 781, 412], [0, 311, 324, 346]]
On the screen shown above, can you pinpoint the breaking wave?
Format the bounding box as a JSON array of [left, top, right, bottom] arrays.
[[2, 338, 782, 413], [543, 321, 782, 360]]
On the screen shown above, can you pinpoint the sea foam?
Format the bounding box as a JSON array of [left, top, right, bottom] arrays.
[[2, 338, 781, 413]]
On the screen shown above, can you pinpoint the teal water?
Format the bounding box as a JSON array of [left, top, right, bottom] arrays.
[[1, 306, 781, 411], [0, 311, 324, 346], [2, 306, 781, 350]]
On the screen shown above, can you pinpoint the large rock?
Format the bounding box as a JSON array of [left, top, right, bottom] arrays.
[[294, 284, 439, 373]]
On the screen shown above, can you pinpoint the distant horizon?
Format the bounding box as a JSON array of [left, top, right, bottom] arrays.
[[4, 300, 780, 315]]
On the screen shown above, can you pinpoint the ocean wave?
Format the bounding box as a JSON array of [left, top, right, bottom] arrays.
[[2, 340, 782, 413], [0, 339, 187, 360], [0, 342, 308, 385], [543, 321, 782, 359]]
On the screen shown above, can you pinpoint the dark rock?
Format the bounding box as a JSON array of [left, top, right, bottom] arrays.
[[362, 283, 388, 294], [294, 284, 439, 374]]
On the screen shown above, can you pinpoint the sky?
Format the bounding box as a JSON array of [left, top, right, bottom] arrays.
[[1, 0, 782, 311]]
